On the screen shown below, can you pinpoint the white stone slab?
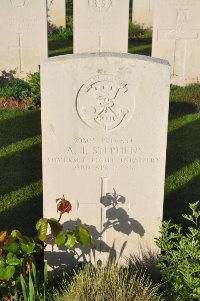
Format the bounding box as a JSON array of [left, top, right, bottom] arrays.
[[132, 0, 155, 28], [152, 0, 200, 86], [48, 0, 66, 28], [0, 0, 48, 77], [73, 0, 129, 53], [41, 53, 170, 268]]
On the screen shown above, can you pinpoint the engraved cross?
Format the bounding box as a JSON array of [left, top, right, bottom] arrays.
[[158, 9, 200, 79]]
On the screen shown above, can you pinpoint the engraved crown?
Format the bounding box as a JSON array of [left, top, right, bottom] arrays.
[[93, 81, 120, 101]]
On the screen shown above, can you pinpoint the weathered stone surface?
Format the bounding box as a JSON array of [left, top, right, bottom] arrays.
[[152, 0, 200, 86], [0, 0, 48, 77], [132, 0, 155, 28], [73, 0, 129, 53], [41, 53, 170, 268], [48, 0, 66, 28]]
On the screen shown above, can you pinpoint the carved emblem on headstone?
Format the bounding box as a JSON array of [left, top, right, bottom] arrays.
[[76, 73, 135, 131], [88, 0, 112, 11], [10, 0, 27, 7]]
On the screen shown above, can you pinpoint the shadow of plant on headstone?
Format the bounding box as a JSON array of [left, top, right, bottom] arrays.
[[46, 189, 145, 270], [101, 189, 145, 237]]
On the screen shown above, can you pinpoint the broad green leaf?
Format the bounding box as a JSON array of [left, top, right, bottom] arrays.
[[2, 266, 15, 281], [11, 230, 22, 239], [65, 233, 76, 249], [36, 218, 48, 241], [77, 227, 90, 247], [6, 253, 21, 266], [4, 241, 19, 253], [49, 219, 63, 237], [55, 232, 66, 246], [20, 237, 35, 255]]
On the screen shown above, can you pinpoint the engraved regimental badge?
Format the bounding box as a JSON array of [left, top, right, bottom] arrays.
[[10, 0, 27, 7], [88, 0, 112, 11], [76, 74, 135, 132]]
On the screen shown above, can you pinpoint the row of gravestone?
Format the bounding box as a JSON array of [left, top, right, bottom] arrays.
[[0, 0, 199, 86], [0, 0, 194, 269]]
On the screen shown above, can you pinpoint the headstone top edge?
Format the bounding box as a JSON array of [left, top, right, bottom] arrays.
[[42, 53, 170, 67]]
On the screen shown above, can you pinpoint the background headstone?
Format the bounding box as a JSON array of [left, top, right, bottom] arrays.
[[41, 53, 170, 267], [48, 0, 66, 28], [152, 0, 200, 86], [0, 0, 48, 77], [132, 0, 154, 28], [73, 0, 129, 53]]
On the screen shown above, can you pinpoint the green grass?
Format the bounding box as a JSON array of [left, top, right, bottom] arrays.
[[48, 37, 152, 57], [0, 110, 42, 235], [49, 38, 151, 57]]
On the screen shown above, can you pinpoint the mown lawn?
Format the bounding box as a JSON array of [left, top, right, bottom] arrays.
[[0, 110, 42, 235], [48, 38, 152, 57]]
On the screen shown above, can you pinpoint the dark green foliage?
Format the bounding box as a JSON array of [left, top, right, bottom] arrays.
[[0, 71, 30, 101], [66, 0, 73, 12], [0, 71, 41, 108], [170, 84, 200, 115], [156, 201, 200, 301], [26, 71, 41, 108], [129, 21, 152, 40], [48, 17, 73, 41]]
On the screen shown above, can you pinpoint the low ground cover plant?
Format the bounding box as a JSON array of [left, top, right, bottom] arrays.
[[156, 201, 200, 301], [0, 71, 40, 108]]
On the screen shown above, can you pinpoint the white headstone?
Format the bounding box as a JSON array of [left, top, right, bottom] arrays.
[[41, 53, 170, 267], [48, 0, 66, 28], [0, 0, 48, 77], [132, 0, 155, 28], [73, 0, 129, 53], [152, 0, 200, 86]]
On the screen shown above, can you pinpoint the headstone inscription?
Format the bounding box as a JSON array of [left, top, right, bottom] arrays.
[[0, 0, 48, 77], [152, 0, 200, 86], [132, 0, 155, 28], [73, 0, 129, 53], [47, 0, 66, 28], [41, 53, 170, 267]]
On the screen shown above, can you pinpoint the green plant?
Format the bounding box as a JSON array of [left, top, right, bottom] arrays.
[[50, 264, 164, 301], [19, 260, 48, 301], [156, 201, 200, 301], [129, 21, 152, 40], [48, 16, 73, 41], [26, 72, 41, 108], [0, 195, 93, 300], [0, 71, 30, 101]]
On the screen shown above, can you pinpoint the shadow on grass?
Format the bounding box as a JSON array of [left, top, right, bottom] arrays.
[[0, 194, 42, 236], [166, 117, 200, 176], [169, 101, 198, 116], [48, 39, 73, 57], [0, 110, 41, 148], [164, 116, 200, 225], [164, 175, 200, 226], [0, 111, 42, 235], [128, 39, 152, 56]]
